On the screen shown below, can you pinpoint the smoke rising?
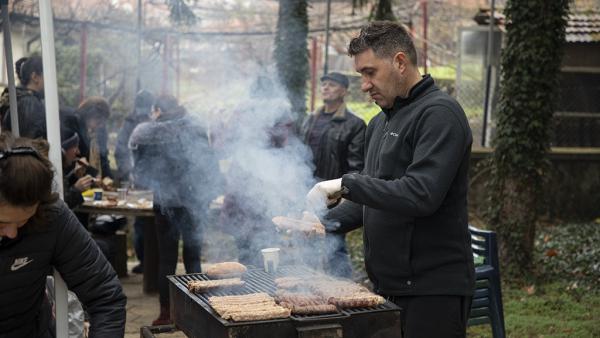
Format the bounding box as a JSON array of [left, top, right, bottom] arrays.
[[135, 37, 350, 277], [180, 55, 321, 267]]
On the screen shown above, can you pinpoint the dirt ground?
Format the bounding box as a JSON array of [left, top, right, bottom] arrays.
[[122, 262, 187, 338]]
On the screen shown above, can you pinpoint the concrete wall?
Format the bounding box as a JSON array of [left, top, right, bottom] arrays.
[[469, 147, 600, 222]]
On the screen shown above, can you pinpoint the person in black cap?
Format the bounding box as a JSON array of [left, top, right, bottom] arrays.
[[299, 72, 366, 278], [61, 127, 94, 209]]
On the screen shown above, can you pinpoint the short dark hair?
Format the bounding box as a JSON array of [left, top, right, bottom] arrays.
[[78, 96, 111, 122], [154, 94, 186, 119], [348, 21, 418, 65], [153, 95, 179, 113], [135, 90, 154, 109]]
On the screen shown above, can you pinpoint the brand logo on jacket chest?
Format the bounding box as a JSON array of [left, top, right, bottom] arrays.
[[11, 257, 34, 271]]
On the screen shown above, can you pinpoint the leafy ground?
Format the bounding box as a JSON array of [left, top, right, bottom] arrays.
[[346, 222, 600, 337], [468, 281, 599, 337]]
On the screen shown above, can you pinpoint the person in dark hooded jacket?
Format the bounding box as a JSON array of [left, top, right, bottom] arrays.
[[0, 134, 126, 338], [1, 56, 46, 139], [129, 95, 219, 326]]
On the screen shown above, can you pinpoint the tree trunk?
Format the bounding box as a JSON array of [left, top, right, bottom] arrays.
[[374, 0, 395, 21], [487, 0, 569, 279], [274, 0, 308, 121], [494, 175, 537, 277]]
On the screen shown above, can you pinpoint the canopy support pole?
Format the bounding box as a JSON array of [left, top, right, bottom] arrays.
[[2, 1, 19, 136], [39, 1, 67, 337]]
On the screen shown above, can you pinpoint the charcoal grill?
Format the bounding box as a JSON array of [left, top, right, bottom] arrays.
[[168, 266, 402, 338]]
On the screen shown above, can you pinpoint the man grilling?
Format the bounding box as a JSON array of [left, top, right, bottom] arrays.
[[299, 72, 365, 278], [307, 21, 475, 338]]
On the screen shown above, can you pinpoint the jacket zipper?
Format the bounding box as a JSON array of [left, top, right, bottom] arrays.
[[373, 117, 389, 173]]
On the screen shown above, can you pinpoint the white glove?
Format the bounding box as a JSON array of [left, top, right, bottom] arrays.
[[306, 178, 342, 211]]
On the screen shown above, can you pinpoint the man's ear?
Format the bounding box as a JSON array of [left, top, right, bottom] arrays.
[[392, 52, 408, 73]]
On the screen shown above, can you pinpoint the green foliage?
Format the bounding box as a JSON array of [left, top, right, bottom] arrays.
[[351, 0, 396, 21], [346, 227, 365, 274], [167, 0, 197, 26], [469, 282, 600, 337], [534, 223, 600, 288], [420, 66, 456, 80], [373, 0, 395, 21], [348, 224, 600, 337], [52, 27, 139, 131], [346, 101, 381, 123], [485, 0, 570, 279], [492, 0, 569, 178], [54, 41, 103, 108], [274, 0, 309, 120]]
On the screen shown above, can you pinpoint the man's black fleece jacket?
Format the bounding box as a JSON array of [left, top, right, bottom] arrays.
[[327, 75, 475, 296]]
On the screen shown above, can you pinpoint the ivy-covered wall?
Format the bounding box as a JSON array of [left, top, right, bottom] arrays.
[[469, 148, 600, 222]]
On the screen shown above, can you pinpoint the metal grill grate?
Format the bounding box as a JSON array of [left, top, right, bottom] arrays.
[[169, 266, 396, 323]]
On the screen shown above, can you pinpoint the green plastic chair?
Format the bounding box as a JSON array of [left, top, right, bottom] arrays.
[[469, 225, 506, 338]]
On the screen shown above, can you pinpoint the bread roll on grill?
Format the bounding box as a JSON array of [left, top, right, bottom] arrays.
[[205, 262, 247, 279]]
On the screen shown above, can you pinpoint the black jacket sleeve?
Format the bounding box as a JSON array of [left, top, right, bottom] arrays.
[[298, 114, 313, 143], [342, 105, 470, 217], [51, 202, 126, 338], [63, 174, 84, 209], [323, 199, 364, 234], [114, 116, 138, 180], [346, 118, 366, 173], [16, 94, 46, 139]]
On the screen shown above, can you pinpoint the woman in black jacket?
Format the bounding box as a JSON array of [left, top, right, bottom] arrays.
[[0, 56, 46, 139], [0, 133, 127, 338]]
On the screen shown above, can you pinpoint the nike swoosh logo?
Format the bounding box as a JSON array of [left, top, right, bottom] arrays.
[[11, 259, 34, 271]]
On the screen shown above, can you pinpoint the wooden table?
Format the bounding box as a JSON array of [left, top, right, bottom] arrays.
[[75, 202, 159, 294]]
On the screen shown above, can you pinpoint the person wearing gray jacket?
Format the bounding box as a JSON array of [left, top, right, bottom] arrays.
[[0, 134, 126, 338]]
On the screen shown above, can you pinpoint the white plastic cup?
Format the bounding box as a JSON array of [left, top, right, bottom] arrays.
[[261, 248, 280, 273], [117, 188, 127, 201]]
